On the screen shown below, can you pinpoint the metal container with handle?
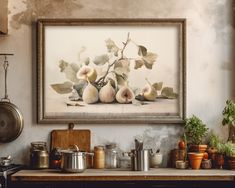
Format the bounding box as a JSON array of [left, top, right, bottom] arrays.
[[60, 145, 93, 173], [0, 54, 23, 143]]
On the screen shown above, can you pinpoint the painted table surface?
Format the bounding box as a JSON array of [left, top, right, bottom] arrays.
[[11, 168, 235, 181]]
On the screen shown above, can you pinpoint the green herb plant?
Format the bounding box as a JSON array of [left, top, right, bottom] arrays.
[[222, 100, 235, 126], [222, 100, 235, 142], [184, 115, 209, 145], [208, 132, 220, 148]]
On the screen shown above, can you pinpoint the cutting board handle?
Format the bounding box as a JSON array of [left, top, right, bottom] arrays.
[[68, 123, 75, 130]]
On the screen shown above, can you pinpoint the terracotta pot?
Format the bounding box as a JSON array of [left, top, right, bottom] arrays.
[[229, 156, 235, 161], [215, 153, 225, 169], [207, 147, 217, 168], [228, 160, 235, 170], [188, 152, 204, 170], [189, 145, 207, 153], [201, 159, 212, 169]]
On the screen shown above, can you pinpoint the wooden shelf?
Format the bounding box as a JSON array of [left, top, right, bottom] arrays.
[[11, 168, 235, 182]]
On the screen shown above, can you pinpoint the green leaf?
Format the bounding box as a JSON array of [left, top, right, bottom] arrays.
[[138, 45, 147, 56], [51, 81, 73, 94], [161, 87, 178, 99], [73, 79, 87, 97], [134, 59, 144, 69], [116, 74, 126, 86], [114, 59, 130, 78], [105, 38, 119, 56], [142, 52, 157, 69], [152, 82, 163, 91], [59, 60, 79, 82], [93, 54, 109, 65]]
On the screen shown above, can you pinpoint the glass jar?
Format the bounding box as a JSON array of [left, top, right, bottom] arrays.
[[93, 146, 105, 169], [105, 143, 119, 168]]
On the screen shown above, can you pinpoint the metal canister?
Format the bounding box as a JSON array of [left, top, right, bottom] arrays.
[[136, 149, 150, 171], [30, 142, 49, 169], [130, 149, 138, 171]]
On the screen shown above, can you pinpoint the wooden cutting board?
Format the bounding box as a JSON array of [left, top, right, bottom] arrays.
[[50, 123, 90, 152]]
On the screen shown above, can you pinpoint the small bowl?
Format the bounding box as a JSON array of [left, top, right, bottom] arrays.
[[150, 153, 163, 168], [175, 160, 188, 169]]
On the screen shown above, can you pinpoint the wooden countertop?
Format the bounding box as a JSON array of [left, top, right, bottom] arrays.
[[11, 168, 235, 182]]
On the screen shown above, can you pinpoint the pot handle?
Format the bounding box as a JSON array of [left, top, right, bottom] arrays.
[[68, 144, 79, 152]]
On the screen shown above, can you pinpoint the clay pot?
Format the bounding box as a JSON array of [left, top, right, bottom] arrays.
[[188, 152, 204, 170], [215, 153, 225, 169], [189, 145, 207, 153], [201, 159, 212, 169], [228, 160, 235, 170], [207, 147, 217, 168]]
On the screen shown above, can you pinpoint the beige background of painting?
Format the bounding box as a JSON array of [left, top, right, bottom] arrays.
[[0, 0, 234, 167], [44, 25, 179, 115]]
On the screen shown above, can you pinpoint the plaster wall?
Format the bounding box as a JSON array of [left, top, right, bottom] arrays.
[[0, 0, 234, 166]]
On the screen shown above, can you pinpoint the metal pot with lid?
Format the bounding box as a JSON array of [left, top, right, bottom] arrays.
[[60, 145, 93, 173]]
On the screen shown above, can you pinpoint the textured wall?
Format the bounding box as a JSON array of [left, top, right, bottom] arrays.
[[0, 0, 234, 166]]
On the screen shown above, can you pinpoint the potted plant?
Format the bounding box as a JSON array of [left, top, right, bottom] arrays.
[[207, 132, 220, 167], [184, 115, 209, 153], [215, 142, 226, 169], [184, 115, 208, 169], [222, 100, 235, 143], [224, 142, 235, 170]]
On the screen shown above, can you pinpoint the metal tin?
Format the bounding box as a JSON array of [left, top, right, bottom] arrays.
[[30, 142, 49, 169]]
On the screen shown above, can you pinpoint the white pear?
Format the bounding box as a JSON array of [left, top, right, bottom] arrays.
[[116, 84, 134, 104], [99, 81, 116, 103], [77, 65, 97, 82], [82, 82, 99, 104], [142, 80, 157, 101]]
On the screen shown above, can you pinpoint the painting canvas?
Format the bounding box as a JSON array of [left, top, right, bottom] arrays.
[[37, 19, 186, 124]]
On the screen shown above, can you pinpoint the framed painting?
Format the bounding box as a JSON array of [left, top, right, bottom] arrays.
[[37, 18, 186, 124]]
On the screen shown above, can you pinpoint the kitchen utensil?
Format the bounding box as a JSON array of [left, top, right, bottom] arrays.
[[128, 150, 138, 171], [60, 145, 93, 173], [135, 139, 143, 151], [0, 155, 12, 166], [0, 54, 23, 143], [126, 149, 150, 171], [136, 149, 150, 171], [51, 123, 90, 152], [51, 123, 91, 167], [30, 142, 49, 169]]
